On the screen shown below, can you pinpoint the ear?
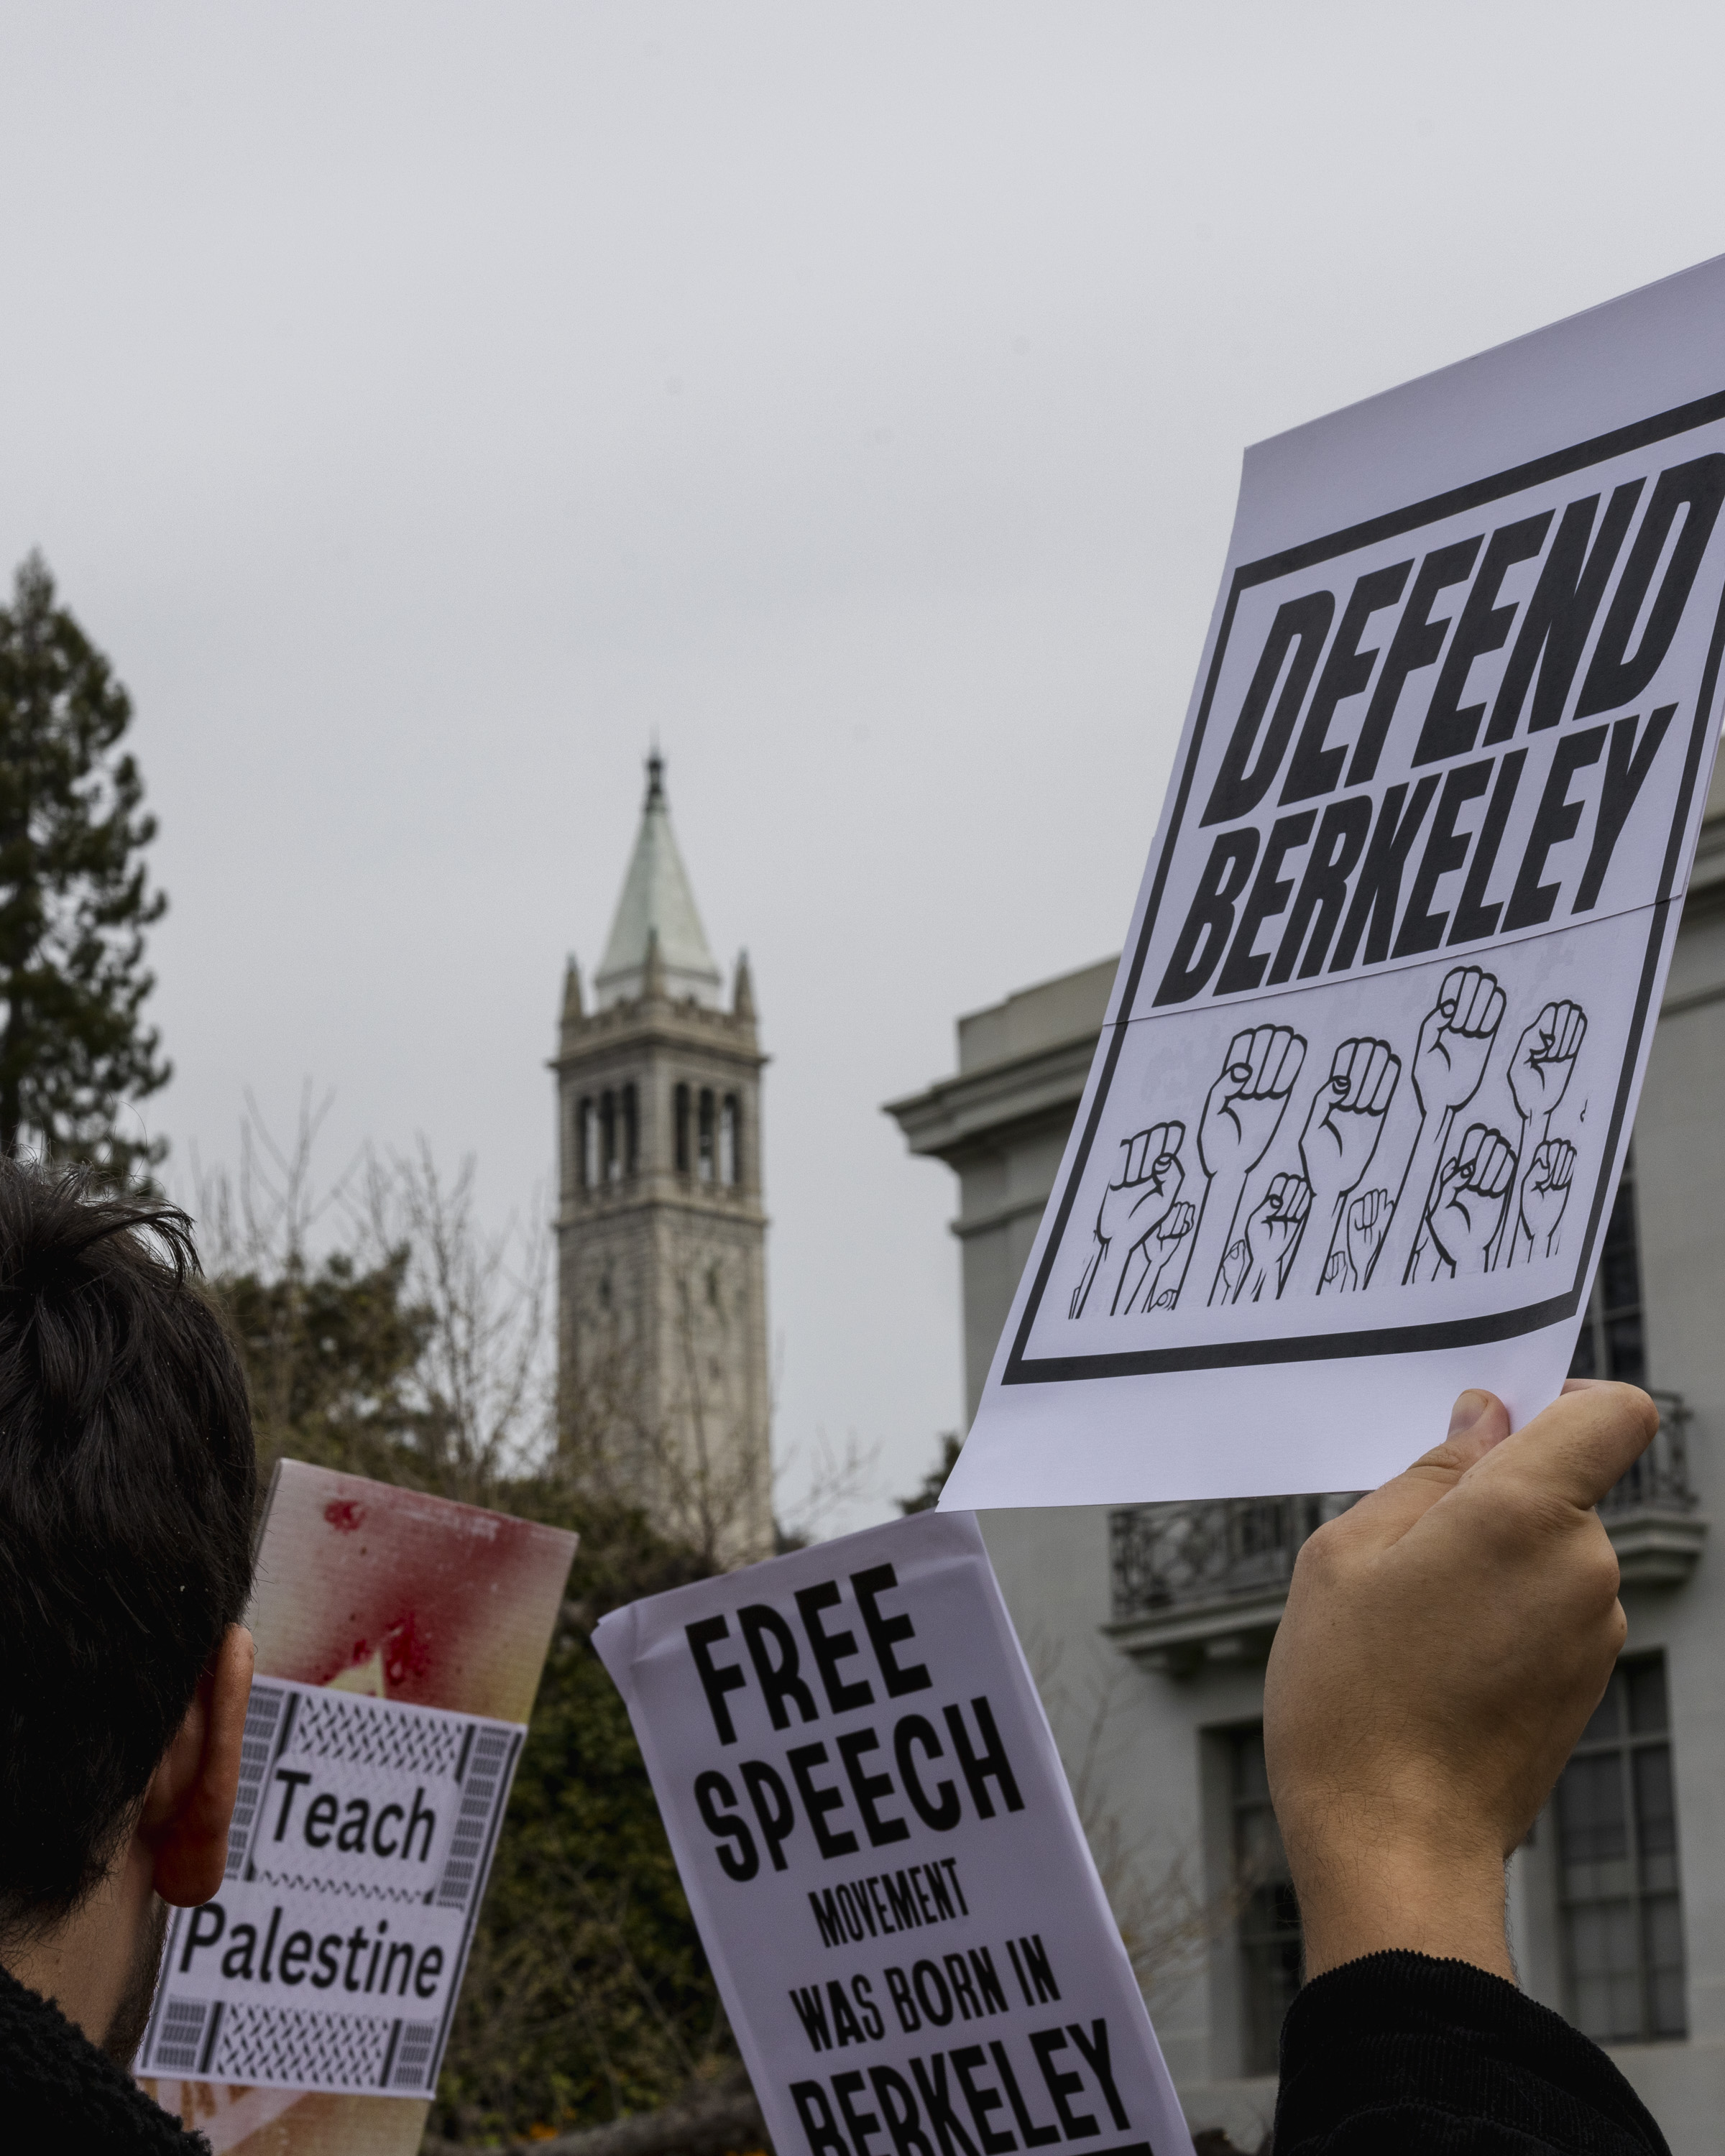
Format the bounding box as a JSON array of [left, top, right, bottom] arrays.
[[139, 1626, 256, 1908]]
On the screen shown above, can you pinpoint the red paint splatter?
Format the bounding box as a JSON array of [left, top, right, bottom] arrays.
[[323, 1500, 366, 1532], [381, 1611, 433, 1687]]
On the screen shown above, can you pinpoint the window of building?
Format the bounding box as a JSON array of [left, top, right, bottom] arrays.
[[674, 1082, 691, 1175], [1555, 1653, 1686, 2042], [1229, 1725, 1302, 2076], [622, 1082, 639, 1177], [1569, 1148, 1644, 1383], [578, 1097, 595, 1189], [698, 1087, 716, 1182], [599, 1090, 617, 1182], [721, 1093, 741, 1187]]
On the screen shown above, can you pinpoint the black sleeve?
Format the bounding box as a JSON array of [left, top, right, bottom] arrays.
[[1273, 1950, 1671, 2155]]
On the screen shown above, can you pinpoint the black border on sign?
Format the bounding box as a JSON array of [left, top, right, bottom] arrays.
[[1004, 388, 1725, 1384]]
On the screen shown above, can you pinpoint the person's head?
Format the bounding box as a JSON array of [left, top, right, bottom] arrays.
[[0, 1160, 257, 2050]]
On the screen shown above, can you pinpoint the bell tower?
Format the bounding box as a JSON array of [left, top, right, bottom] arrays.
[[553, 752, 772, 1567]]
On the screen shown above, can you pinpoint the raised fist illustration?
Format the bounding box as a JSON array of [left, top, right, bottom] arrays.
[[1320, 1248, 1351, 1296], [1242, 1173, 1312, 1300], [1299, 1038, 1402, 1212], [1097, 1122, 1186, 1244], [1411, 965, 1506, 1119], [1346, 1186, 1392, 1286], [1149, 1199, 1196, 1279], [1070, 1120, 1187, 1317], [1220, 1238, 1251, 1302], [1154, 1289, 1178, 1309], [1426, 1123, 1517, 1276], [1199, 1026, 1307, 1182], [1520, 1136, 1577, 1257], [1509, 1001, 1587, 1126]]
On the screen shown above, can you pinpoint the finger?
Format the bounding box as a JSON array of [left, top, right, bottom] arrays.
[[1459, 1123, 1486, 1167], [1481, 1140, 1516, 1195], [1438, 967, 1466, 1015], [1371, 1051, 1402, 1112], [1287, 1179, 1312, 1221], [1125, 1132, 1149, 1181], [1225, 1030, 1254, 1074], [1167, 1118, 1186, 1153], [1560, 1004, 1586, 1059], [1340, 1389, 1514, 1547], [1477, 1381, 1659, 1515], [1275, 1031, 1308, 1095], [1455, 967, 1488, 1031], [1482, 983, 1506, 1036]]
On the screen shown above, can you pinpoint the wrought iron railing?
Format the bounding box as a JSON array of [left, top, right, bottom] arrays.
[[1110, 1389, 1697, 1623], [1601, 1390, 1696, 1519]]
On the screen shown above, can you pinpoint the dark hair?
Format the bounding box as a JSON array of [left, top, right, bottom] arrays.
[[0, 1161, 256, 1934]]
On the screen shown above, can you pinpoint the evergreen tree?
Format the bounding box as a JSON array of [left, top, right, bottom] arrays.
[[0, 550, 169, 1181]]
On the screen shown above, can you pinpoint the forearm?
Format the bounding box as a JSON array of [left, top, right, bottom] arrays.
[[1374, 1123, 1447, 1286], [1289, 1824, 1512, 1982], [1284, 1199, 1345, 1299], [1182, 1174, 1246, 1307]]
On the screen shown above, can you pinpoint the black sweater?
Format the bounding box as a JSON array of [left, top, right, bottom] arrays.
[[0, 1961, 208, 2152], [1274, 1953, 1673, 2154]]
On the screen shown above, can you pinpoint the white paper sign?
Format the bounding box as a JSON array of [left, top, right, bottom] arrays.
[[136, 1677, 523, 2095], [949, 253, 1725, 1509], [594, 1510, 1194, 2156]]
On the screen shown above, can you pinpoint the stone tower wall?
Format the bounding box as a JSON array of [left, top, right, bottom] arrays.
[[553, 982, 772, 1567]]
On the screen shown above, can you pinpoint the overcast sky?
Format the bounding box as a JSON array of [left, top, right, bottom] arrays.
[[3, 4, 1724, 1528]]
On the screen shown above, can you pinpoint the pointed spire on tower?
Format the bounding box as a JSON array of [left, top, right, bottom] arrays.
[[562, 954, 584, 1026], [641, 924, 668, 1002], [732, 950, 755, 1023], [594, 751, 723, 1008]]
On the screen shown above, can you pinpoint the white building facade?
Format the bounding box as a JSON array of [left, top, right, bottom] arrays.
[[887, 769, 1725, 2152]]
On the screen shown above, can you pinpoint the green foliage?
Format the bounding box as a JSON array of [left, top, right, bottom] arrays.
[[214, 1245, 435, 1491], [207, 1188, 730, 2142], [433, 1491, 727, 2143], [0, 551, 169, 1183], [897, 1432, 962, 1514]]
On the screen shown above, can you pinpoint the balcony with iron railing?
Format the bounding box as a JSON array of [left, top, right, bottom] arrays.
[[1106, 1391, 1705, 1676]]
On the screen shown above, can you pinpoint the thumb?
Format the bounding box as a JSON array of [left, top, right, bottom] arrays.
[[1343, 1389, 1514, 1547]]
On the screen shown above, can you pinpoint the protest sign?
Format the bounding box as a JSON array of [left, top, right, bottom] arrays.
[[948, 252, 1725, 1510], [594, 1508, 1195, 2156], [137, 1460, 576, 2156]]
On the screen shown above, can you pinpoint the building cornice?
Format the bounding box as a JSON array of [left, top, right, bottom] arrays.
[[885, 1031, 1099, 1167], [551, 994, 767, 1076]]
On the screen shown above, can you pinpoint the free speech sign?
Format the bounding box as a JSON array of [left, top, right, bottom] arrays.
[[595, 1508, 1194, 2156]]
